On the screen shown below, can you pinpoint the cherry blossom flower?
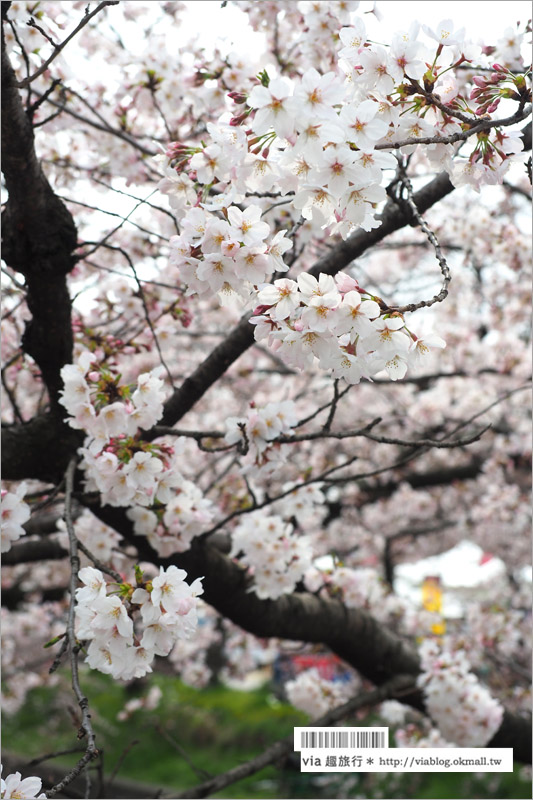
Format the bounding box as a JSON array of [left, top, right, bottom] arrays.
[[1, 770, 46, 800], [151, 565, 204, 614], [76, 567, 107, 604], [227, 204, 270, 245], [357, 45, 396, 95], [409, 332, 447, 365], [310, 144, 367, 198], [248, 77, 296, 139], [91, 595, 134, 640], [338, 20, 367, 62], [189, 144, 229, 184], [1, 482, 30, 553], [340, 100, 388, 151], [389, 37, 427, 82], [293, 67, 345, 121], [293, 184, 337, 223], [362, 315, 409, 356], [333, 291, 380, 339], [257, 279, 300, 320], [423, 19, 465, 46]]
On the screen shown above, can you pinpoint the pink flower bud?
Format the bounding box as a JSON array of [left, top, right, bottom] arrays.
[[228, 91, 247, 104], [165, 141, 186, 159], [472, 76, 488, 88], [335, 272, 359, 293], [230, 113, 247, 126]]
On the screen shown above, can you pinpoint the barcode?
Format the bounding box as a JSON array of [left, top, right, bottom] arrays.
[[300, 730, 386, 749]]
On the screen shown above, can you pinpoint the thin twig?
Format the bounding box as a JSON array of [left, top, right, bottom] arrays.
[[30, 90, 157, 157], [61, 197, 169, 241], [323, 379, 340, 432], [388, 161, 451, 314], [46, 457, 98, 798], [280, 423, 491, 448], [154, 725, 212, 781], [17, 2, 120, 88], [26, 747, 86, 768], [82, 241, 176, 389], [76, 539, 123, 583], [107, 739, 140, 792]]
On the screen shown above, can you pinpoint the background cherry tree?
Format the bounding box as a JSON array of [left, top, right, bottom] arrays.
[[1, 1, 531, 797]]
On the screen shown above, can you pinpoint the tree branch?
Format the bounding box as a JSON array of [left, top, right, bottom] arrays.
[[15, 2, 119, 89], [1, 24, 77, 406], [45, 458, 99, 798]]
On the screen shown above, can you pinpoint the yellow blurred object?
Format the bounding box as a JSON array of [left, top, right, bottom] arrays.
[[422, 575, 446, 635]]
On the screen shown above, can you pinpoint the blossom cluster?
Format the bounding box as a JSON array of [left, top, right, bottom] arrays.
[[75, 565, 203, 680], [59, 352, 214, 553], [126, 479, 214, 556], [59, 352, 171, 505], [417, 638, 504, 747], [167, 202, 292, 305], [225, 399, 299, 477], [252, 271, 446, 382], [1, 482, 30, 553], [285, 667, 357, 718], [395, 725, 455, 749], [1, 768, 46, 800], [230, 512, 313, 600], [160, 12, 527, 269]]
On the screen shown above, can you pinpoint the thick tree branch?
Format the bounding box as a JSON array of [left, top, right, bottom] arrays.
[[1, 24, 77, 406], [1, 415, 83, 482]]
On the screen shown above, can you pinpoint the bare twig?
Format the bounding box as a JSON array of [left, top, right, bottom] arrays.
[[76, 538, 123, 583], [387, 161, 451, 314], [26, 747, 86, 768], [107, 739, 140, 792], [17, 2, 120, 88], [46, 457, 98, 798], [61, 197, 170, 241], [279, 423, 491, 448], [323, 379, 340, 432], [154, 725, 212, 781], [80, 241, 176, 389], [30, 90, 157, 157]]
